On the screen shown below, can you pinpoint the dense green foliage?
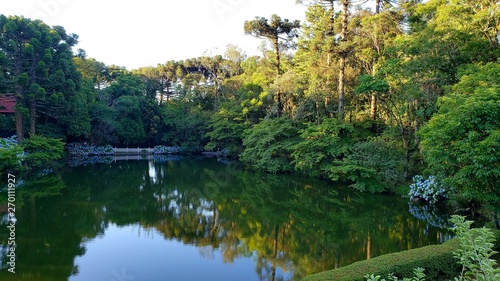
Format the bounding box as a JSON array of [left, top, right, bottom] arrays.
[[0, 135, 65, 173], [301, 238, 461, 281], [419, 63, 500, 214], [1, 0, 499, 205], [0, 15, 83, 141], [21, 135, 65, 167], [1, 4, 499, 280]]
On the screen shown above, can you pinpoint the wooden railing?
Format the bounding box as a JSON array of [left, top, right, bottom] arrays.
[[113, 147, 154, 154], [113, 155, 155, 161]]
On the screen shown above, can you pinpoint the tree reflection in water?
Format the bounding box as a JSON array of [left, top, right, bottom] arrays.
[[0, 158, 453, 281]]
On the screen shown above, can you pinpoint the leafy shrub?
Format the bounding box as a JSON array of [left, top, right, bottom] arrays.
[[409, 175, 448, 205], [365, 267, 426, 281], [292, 118, 353, 178], [451, 215, 500, 280], [205, 107, 247, 158], [22, 135, 65, 167], [292, 121, 405, 193], [240, 117, 301, 173], [300, 238, 460, 281], [346, 139, 406, 193]]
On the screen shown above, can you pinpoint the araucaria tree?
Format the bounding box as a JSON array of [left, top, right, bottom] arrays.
[[0, 15, 82, 141], [244, 14, 300, 116]]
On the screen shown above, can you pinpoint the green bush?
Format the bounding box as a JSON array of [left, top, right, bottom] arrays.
[[451, 215, 500, 280], [291, 118, 353, 178], [240, 117, 301, 173], [301, 238, 461, 281], [345, 139, 406, 193], [22, 135, 65, 167], [0, 144, 24, 173]]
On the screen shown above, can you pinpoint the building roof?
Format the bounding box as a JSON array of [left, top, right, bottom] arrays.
[[0, 96, 16, 114]]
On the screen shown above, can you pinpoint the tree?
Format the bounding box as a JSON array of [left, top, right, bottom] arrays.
[[157, 60, 181, 103], [223, 44, 247, 77], [0, 15, 81, 141], [351, 7, 403, 122], [337, 0, 351, 120], [377, 0, 500, 176], [161, 101, 210, 152], [295, 0, 354, 120], [200, 54, 229, 108], [114, 95, 146, 146], [97, 73, 148, 146], [293, 4, 337, 122], [244, 14, 300, 116], [419, 63, 500, 228], [73, 57, 109, 92]]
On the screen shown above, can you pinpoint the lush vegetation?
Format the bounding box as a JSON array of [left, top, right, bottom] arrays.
[[1, 0, 499, 221], [0, 135, 64, 175]]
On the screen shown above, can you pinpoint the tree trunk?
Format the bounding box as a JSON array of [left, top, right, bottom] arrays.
[[166, 83, 170, 102], [338, 56, 345, 120], [337, 0, 349, 121], [375, 0, 381, 14], [30, 100, 36, 136], [15, 110, 23, 142], [366, 232, 372, 260], [316, 101, 321, 124], [370, 93, 377, 120], [493, 211, 500, 229], [370, 0, 382, 120], [273, 37, 283, 117]]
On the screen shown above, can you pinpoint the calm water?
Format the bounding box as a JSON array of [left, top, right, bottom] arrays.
[[0, 157, 453, 281]]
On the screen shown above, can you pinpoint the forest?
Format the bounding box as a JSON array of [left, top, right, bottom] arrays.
[[1, 1, 499, 220]]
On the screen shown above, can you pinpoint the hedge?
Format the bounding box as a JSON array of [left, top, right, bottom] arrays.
[[301, 238, 461, 281]]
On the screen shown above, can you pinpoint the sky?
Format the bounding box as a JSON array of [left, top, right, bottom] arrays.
[[1, 0, 308, 70]]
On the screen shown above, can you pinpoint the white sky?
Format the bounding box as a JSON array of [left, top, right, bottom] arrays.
[[1, 0, 308, 70]]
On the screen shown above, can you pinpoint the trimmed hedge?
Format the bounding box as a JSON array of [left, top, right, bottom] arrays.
[[301, 238, 461, 281]]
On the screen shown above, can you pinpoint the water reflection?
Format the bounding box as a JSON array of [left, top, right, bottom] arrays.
[[0, 158, 453, 280]]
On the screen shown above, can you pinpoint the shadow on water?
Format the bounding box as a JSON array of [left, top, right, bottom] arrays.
[[0, 157, 453, 281]]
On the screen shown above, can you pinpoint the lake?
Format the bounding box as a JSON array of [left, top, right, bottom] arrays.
[[0, 157, 453, 281]]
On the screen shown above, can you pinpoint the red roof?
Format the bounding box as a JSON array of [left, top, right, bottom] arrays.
[[0, 96, 16, 114]]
